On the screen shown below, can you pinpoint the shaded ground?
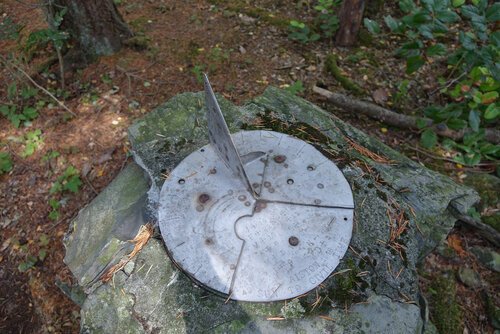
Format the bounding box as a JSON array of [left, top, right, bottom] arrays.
[[0, 0, 498, 333]]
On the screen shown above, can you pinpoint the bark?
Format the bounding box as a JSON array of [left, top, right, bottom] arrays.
[[47, 0, 132, 63], [335, 0, 366, 46], [313, 86, 500, 144]]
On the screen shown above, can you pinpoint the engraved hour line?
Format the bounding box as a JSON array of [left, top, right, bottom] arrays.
[[295, 142, 307, 156], [257, 154, 270, 198], [277, 133, 283, 147]]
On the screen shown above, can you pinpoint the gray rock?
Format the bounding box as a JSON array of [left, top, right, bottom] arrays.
[[66, 87, 480, 333], [64, 162, 150, 291], [471, 246, 500, 272], [457, 267, 482, 288]]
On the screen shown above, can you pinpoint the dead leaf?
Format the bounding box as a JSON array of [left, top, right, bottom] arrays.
[[447, 234, 466, 257], [372, 88, 389, 105]]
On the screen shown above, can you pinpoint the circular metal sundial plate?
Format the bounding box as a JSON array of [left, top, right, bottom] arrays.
[[159, 130, 354, 302]]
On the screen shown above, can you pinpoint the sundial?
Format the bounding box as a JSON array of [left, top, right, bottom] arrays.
[[158, 75, 354, 302]]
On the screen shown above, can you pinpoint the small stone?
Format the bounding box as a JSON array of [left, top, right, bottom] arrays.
[[239, 14, 256, 25], [457, 267, 481, 288], [471, 246, 500, 272]]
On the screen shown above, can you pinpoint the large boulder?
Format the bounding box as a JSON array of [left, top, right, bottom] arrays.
[[64, 88, 478, 333]]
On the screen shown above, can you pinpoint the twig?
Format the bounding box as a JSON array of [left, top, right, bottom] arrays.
[[2, 58, 76, 116], [313, 86, 500, 144]]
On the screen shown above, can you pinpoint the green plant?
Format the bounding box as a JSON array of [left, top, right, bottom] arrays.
[[0, 16, 21, 40], [50, 165, 82, 194], [48, 198, 61, 220], [24, 8, 69, 59], [0, 151, 13, 174], [288, 20, 320, 44], [285, 81, 305, 95], [21, 129, 44, 158], [0, 83, 41, 128], [192, 64, 206, 84], [18, 234, 49, 272], [365, 0, 499, 166], [41, 150, 60, 163], [314, 0, 341, 37], [393, 79, 410, 105]]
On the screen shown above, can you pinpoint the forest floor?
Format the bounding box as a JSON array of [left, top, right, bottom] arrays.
[[0, 0, 498, 333]]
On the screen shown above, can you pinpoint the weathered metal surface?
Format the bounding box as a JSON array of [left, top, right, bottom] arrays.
[[204, 74, 254, 195], [159, 129, 354, 302]]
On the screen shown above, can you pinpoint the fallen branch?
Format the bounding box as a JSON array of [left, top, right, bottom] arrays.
[[455, 213, 500, 247], [313, 86, 500, 144], [447, 200, 500, 247]]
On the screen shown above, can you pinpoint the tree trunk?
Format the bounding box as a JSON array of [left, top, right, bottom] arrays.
[[47, 0, 132, 63], [335, 0, 366, 46]]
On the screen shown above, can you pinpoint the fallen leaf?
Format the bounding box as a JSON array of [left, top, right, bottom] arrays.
[[447, 234, 466, 257]]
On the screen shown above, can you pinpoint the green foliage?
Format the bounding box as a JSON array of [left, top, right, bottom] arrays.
[[48, 198, 61, 220], [192, 64, 206, 84], [0, 83, 41, 128], [24, 7, 69, 62], [420, 128, 438, 148], [0, 16, 21, 40], [363, 18, 381, 34], [21, 129, 44, 158], [288, 20, 320, 44], [50, 166, 82, 194], [42, 150, 60, 163], [365, 0, 499, 166], [285, 81, 305, 95], [288, 0, 341, 43], [314, 0, 341, 37], [18, 234, 50, 272], [0, 151, 13, 174]]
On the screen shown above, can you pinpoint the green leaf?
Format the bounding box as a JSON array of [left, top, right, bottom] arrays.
[[485, 3, 500, 22], [480, 143, 500, 155], [38, 249, 47, 261], [452, 0, 465, 7], [459, 31, 477, 50], [64, 175, 82, 193], [468, 110, 480, 132], [489, 31, 500, 47], [406, 55, 425, 74], [48, 210, 59, 220], [416, 118, 428, 129], [420, 129, 438, 148], [363, 18, 380, 34], [0, 152, 13, 174], [464, 152, 482, 166], [285, 81, 305, 95], [39, 234, 49, 247], [399, 0, 417, 13], [484, 103, 500, 119], [22, 107, 38, 120], [447, 118, 467, 130], [384, 16, 401, 32], [50, 181, 62, 194], [426, 43, 447, 56], [435, 9, 460, 23]]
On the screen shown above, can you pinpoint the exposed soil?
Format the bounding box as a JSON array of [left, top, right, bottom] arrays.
[[0, 0, 498, 333]]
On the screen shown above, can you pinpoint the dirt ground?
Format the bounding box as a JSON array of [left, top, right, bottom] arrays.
[[0, 1, 498, 333]]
